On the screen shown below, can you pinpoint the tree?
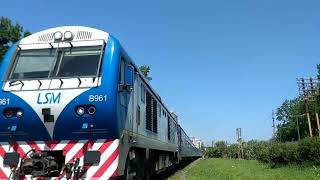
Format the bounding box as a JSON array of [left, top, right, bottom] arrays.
[[275, 99, 308, 142], [0, 17, 31, 62], [139, 65, 152, 81], [276, 99, 299, 124], [226, 144, 239, 158], [275, 64, 320, 142]]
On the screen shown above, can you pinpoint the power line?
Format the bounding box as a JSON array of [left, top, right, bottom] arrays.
[[297, 77, 320, 137]]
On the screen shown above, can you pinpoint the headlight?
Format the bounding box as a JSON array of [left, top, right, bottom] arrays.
[[16, 110, 23, 118], [54, 31, 63, 41], [76, 107, 85, 116], [4, 109, 13, 118], [64, 31, 73, 40], [88, 106, 96, 115]]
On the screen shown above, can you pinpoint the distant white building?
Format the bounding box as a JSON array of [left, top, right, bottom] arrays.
[[190, 136, 203, 149]]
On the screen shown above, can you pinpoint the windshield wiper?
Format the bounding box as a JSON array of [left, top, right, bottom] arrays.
[[9, 80, 24, 87]]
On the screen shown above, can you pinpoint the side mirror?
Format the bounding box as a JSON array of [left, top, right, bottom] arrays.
[[125, 66, 134, 87]]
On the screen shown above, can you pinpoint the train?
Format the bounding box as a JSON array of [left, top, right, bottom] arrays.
[[0, 26, 202, 179]]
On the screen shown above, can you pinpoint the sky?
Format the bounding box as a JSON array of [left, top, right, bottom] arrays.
[[1, 0, 320, 144]]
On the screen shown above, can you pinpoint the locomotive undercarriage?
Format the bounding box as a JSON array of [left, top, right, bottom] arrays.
[[124, 147, 177, 180], [4, 149, 100, 180]]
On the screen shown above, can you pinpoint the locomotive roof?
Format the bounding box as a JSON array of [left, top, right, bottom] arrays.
[[19, 26, 109, 45]]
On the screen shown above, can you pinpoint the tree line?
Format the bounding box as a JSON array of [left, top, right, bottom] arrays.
[[206, 137, 320, 167]]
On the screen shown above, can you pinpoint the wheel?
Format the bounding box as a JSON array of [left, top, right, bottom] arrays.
[[124, 155, 143, 180], [143, 159, 154, 180], [124, 158, 134, 180]]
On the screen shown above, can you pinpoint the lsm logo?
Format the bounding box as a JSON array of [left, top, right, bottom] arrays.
[[37, 92, 61, 104]]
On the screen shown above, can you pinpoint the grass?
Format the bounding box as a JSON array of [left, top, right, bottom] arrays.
[[168, 158, 320, 180]]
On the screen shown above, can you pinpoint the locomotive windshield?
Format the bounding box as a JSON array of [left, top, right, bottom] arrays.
[[54, 46, 101, 77], [10, 49, 56, 79], [9, 46, 103, 80]]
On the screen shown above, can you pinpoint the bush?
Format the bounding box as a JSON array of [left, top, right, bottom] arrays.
[[244, 140, 271, 161], [205, 141, 228, 158], [226, 144, 239, 159], [298, 137, 320, 165], [255, 143, 271, 163], [268, 142, 299, 166], [259, 138, 320, 167], [205, 138, 320, 167], [205, 147, 221, 158]]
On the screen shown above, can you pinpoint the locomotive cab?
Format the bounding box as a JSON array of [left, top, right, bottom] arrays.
[[0, 27, 117, 140], [0, 26, 122, 179]]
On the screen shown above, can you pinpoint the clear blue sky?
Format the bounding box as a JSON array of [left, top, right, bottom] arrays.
[[1, 0, 319, 144]]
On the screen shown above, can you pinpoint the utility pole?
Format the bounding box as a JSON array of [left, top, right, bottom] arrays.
[[311, 78, 320, 137], [290, 114, 305, 141], [236, 128, 243, 159], [297, 77, 319, 137], [296, 116, 301, 140], [316, 113, 320, 137], [272, 110, 276, 137]]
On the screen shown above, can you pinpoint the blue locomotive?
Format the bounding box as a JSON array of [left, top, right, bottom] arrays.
[[0, 26, 201, 179]]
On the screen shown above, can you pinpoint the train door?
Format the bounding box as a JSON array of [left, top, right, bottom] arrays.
[[119, 56, 134, 134], [130, 69, 140, 142], [126, 64, 135, 141], [134, 79, 140, 140]]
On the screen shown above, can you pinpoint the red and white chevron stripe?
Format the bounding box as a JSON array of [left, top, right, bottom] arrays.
[[0, 139, 119, 180]]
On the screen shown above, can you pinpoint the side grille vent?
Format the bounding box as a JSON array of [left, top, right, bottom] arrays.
[[76, 31, 92, 40], [38, 33, 54, 42], [145, 91, 158, 133], [146, 91, 152, 131], [152, 99, 158, 133]]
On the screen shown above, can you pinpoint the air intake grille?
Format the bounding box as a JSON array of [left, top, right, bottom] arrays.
[[76, 31, 92, 40], [146, 91, 152, 131], [145, 91, 158, 133], [38, 33, 54, 42], [152, 99, 158, 133]]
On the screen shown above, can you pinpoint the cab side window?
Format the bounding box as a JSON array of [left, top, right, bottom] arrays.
[[141, 84, 145, 102], [119, 55, 134, 88]]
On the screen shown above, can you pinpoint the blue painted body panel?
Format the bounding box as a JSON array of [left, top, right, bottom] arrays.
[[0, 92, 52, 141], [54, 37, 122, 140], [0, 44, 51, 141]]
